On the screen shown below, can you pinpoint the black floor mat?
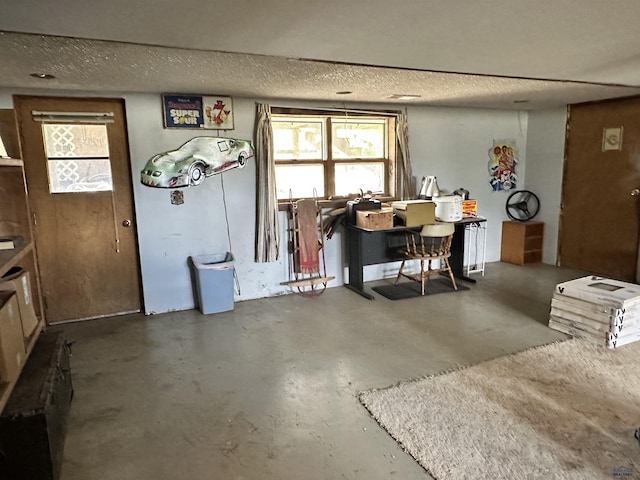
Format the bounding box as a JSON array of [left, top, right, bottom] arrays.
[[372, 278, 469, 300]]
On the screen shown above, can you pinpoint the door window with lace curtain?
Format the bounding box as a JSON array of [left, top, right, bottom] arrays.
[[42, 123, 113, 193]]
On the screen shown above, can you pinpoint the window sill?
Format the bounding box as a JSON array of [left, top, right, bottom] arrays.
[[277, 196, 398, 211]]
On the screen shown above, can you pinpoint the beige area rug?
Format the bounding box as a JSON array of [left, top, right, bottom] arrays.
[[359, 339, 640, 479]]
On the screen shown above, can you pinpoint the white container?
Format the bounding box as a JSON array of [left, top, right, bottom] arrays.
[[434, 195, 463, 222]]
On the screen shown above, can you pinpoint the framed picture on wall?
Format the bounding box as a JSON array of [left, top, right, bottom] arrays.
[[602, 126, 623, 151], [162, 94, 234, 130]]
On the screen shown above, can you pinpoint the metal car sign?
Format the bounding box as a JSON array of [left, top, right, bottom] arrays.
[[141, 137, 254, 188]]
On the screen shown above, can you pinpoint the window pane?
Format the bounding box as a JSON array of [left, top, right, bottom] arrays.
[[334, 163, 385, 196], [42, 124, 110, 157], [275, 165, 325, 199], [332, 120, 386, 159], [272, 120, 324, 160], [48, 159, 113, 193]]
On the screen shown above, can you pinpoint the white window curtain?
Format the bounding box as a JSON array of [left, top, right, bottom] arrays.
[[254, 103, 280, 262], [396, 112, 415, 200]]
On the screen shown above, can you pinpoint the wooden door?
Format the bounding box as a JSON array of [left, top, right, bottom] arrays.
[[559, 97, 640, 281], [14, 96, 142, 323]]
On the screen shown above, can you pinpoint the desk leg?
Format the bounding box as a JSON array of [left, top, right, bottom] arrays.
[[345, 228, 375, 300], [345, 283, 375, 300], [451, 223, 476, 283]]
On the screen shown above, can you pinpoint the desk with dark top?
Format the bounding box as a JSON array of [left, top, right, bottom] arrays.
[[345, 217, 486, 299]]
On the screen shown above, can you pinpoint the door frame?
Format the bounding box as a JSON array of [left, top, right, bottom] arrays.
[[558, 96, 640, 282], [14, 95, 144, 323]]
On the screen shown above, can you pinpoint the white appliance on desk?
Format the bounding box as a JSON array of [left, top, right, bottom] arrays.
[[434, 195, 463, 222]]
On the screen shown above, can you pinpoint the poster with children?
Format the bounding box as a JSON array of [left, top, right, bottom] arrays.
[[488, 141, 517, 191]]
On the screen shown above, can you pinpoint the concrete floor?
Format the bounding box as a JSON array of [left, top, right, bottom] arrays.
[[54, 262, 587, 480]]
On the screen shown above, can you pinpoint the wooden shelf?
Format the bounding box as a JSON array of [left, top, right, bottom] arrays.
[[500, 221, 544, 266], [0, 239, 33, 278], [0, 158, 23, 167], [0, 110, 46, 414], [0, 320, 44, 414]]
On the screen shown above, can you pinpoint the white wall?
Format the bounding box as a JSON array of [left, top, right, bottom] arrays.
[[0, 89, 566, 314], [407, 107, 529, 263], [524, 108, 568, 265], [127, 96, 538, 312], [125, 95, 290, 312]]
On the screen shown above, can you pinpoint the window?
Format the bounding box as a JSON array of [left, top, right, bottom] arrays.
[[272, 110, 396, 201], [42, 123, 113, 193]]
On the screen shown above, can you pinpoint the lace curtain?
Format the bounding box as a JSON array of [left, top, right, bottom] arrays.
[[396, 112, 415, 199], [254, 103, 280, 262]]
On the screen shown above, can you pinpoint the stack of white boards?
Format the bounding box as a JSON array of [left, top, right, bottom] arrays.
[[549, 275, 640, 349]]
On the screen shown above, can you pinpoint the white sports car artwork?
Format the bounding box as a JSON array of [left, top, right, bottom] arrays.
[[141, 137, 255, 188]]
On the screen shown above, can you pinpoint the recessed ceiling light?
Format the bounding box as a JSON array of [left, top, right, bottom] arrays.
[[30, 73, 56, 80], [387, 94, 421, 100], [336, 91, 353, 95]]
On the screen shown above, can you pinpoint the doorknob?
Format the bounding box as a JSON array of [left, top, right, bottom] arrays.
[[122, 219, 132, 227], [631, 189, 640, 196]]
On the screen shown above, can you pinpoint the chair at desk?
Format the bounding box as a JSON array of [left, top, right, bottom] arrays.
[[395, 222, 458, 295]]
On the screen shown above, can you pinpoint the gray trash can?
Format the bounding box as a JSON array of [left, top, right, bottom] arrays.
[[189, 252, 235, 314]]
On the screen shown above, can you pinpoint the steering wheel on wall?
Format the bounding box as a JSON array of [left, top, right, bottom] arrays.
[[505, 190, 540, 221]]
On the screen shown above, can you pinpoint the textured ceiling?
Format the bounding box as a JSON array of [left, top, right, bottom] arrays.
[[2, 0, 640, 109]]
